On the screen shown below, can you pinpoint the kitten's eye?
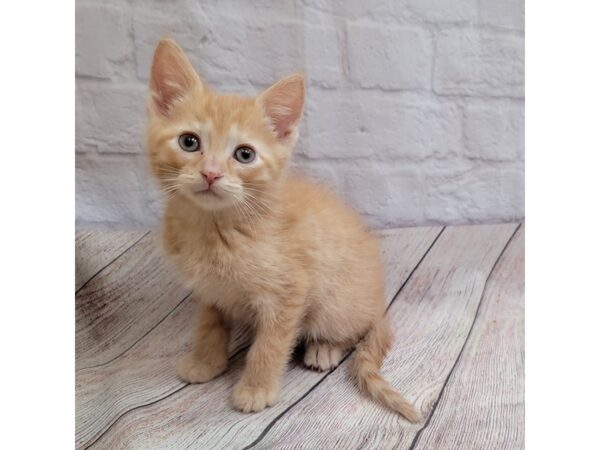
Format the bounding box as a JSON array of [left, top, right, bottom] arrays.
[[233, 146, 256, 164], [178, 133, 201, 152]]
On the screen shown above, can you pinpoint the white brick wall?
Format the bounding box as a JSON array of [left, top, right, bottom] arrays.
[[76, 0, 524, 229]]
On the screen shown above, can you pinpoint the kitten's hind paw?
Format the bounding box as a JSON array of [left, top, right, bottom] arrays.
[[304, 343, 344, 371], [176, 351, 227, 383]]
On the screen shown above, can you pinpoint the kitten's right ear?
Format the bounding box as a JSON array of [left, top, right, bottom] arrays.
[[149, 39, 201, 116]]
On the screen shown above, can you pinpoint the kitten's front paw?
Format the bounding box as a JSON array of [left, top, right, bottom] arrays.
[[232, 382, 279, 413], [177, 352, 227, 383]]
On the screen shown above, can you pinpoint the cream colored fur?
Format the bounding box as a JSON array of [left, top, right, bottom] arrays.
[[146, 39, 421, 422]]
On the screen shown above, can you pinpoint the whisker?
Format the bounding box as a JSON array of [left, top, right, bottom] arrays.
[[234, 200, 257, 238], [242, 192, 276, 215]]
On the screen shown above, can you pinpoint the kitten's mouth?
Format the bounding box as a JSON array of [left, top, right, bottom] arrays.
[[194, 188, 221, 198]]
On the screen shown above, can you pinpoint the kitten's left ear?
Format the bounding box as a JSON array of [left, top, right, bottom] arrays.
[[258, 74, 305, 144]]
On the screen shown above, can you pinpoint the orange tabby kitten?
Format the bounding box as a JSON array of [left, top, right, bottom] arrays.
[[146, 39, 421, 422]]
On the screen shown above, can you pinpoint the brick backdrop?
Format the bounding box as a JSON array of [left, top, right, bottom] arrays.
[[76, 0, 524, 229]]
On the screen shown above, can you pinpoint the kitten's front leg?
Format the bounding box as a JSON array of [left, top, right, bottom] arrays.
[[177, 302, 230, 383], [232, 296, 303, 412]]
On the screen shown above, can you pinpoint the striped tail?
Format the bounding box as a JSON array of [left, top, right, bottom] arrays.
[[353, 318, 422, 423]]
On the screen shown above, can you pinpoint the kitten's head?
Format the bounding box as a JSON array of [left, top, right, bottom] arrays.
[[146, 39, 304, 212]]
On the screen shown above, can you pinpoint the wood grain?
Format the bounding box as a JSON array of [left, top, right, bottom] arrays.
[[76, 294, 253, 449], [81, 227, 442, 449], [76, 233, 190, 369], [412, 226, 524, 450], [75, 230, 147, 291], [249, 223, 518, 450]]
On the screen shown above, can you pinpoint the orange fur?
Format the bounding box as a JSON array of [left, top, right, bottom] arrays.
[[146, 39, 420, 421]]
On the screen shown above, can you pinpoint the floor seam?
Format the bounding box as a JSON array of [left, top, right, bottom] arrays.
[[77, 291, 193, 371], [75, 230, 151, 295], [407, 223, 521, 450]]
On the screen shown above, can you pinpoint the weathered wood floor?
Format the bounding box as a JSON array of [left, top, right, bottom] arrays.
[[75, 223, 524, 450]]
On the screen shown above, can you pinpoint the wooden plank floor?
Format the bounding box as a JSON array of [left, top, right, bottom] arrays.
[[75, 224, 524, 450]]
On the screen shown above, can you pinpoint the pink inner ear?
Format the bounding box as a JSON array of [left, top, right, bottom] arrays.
[[261, 76, 304, 141], [149, 41, 199, 115], [151, 66, 195, 115], [267, 103, 298, 139]]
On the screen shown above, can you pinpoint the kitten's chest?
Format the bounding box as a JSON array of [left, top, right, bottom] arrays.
[[165, 221, 267, 293], [168, 226, 269, 321]]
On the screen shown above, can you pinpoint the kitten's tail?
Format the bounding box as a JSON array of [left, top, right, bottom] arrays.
[[353, 318, 422, 423]]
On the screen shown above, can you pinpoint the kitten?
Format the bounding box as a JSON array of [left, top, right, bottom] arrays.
[[146, 39, 421, 422]]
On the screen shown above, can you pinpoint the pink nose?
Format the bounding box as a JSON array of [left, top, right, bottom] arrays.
[[201, 171, 223, 186]]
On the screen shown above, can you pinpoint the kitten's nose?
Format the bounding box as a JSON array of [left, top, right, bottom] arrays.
[[201, 171, 223, 186]]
